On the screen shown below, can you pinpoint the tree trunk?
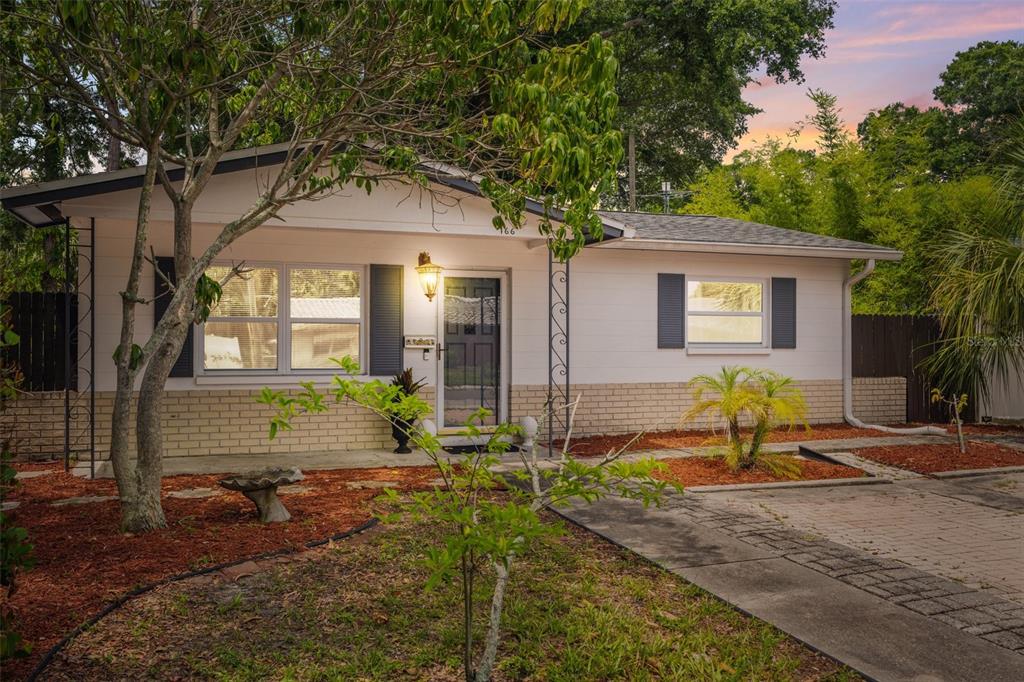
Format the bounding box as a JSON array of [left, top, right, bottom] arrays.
[[474, 559, 511, 682], [110, 151, 158, 531], [129, 202, 196, 532], [105, 94, 121, 172]]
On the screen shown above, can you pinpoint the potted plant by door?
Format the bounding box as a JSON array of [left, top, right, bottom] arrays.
[[390, 368, 427, 453]]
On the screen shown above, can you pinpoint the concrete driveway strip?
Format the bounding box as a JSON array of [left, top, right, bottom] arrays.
[[561, 495, 1024, 682]]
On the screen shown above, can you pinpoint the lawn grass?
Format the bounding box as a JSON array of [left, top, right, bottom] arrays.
[[43, 515, 858, 681]]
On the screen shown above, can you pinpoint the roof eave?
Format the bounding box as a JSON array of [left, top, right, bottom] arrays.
[[1, 142, 626, 239], [591, 237, 902, 261]]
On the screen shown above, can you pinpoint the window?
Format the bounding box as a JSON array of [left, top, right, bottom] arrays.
[[204, 266, 279, 369], [686, 279, 765, 345], [289, 267, 361, 369], [201, 264, 362, 372]]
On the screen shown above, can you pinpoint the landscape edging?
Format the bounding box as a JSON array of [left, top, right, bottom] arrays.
[[25, 517, 379, 682]]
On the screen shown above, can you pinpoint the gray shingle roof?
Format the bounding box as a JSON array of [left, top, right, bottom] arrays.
[[598, 211, 898, 254]]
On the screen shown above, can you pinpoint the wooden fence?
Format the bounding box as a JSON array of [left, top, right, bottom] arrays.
[[852, 314, 970, 423], [2, 292, 77, 391]]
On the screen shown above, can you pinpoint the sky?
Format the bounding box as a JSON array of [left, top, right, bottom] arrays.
[[727, 0, 1024, 159]]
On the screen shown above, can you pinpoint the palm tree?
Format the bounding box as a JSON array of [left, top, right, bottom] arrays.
[[926, 119, 1024, 400], [683, 366, 808, 475]]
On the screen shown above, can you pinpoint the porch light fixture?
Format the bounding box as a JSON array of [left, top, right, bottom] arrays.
[[415, 252, 443, 302]]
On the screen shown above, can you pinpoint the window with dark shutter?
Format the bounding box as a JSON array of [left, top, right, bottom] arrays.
[[369, 264, 403, 375], [771, 277, 797, 349], [657, 273, 685, 348], [153, 256, 194, 377]]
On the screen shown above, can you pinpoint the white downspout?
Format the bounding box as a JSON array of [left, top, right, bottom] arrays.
[[843, 259, 946, 435]]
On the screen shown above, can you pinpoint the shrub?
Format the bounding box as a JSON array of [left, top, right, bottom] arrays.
[[683, 366, 809, 477], [0, 309, 33, 660]]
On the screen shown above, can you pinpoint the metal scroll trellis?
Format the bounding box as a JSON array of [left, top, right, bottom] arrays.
[[546, 245, 570, 455], [63, 218, 96, 476]]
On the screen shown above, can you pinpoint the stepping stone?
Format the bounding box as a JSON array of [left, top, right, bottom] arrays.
[[1, 501, 20, 511], [277, 484, 312, 495], [345, 480, 398, 490], [51, 495, 118, 506], [15, 470, 53, 480], [220, 560, 261, 582], [167, 487, 222, 499]]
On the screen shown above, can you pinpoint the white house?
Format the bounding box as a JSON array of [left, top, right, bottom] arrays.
[[2, 146, 906, 462]]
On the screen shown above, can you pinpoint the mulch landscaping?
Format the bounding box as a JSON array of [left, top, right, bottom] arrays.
[[654, 456, 864, 487], [853, 441, 1024, 474], [37, 515, 857, 681], [559, 423, 908, 457], [2, 463, 438, 681]]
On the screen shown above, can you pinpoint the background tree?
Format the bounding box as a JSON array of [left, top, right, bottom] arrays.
[[934, 40, 1024, 164], [5, 0, 623, 532], [680, 38, 1023, 316], [556, 0, 836, 208], [0, 75, 110, 293], [924, 120, 1024, 401]]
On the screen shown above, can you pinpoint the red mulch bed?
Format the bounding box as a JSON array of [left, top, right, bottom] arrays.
[[559, 423, 922, 457], [654, 456, 863, 487], [960, 424, 1024, 437], [854, 441, 1024, 474], [1, 463, 438, 680]]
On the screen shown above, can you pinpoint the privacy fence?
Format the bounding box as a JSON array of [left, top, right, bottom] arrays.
[[2, 292, 78, 391], [851, 314, 969, 423]]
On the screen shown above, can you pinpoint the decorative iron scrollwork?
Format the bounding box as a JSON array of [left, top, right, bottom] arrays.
[[547, 246, 570, 455], [64, 218, 96, 477]]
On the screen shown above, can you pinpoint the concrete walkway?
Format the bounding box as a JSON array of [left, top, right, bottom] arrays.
[[559, 486, 1024, 682], [74, 432, 967, 478], [74, 448, 437, 478]]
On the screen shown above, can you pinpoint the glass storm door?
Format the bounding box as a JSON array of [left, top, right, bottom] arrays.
[[441, 275, 502, 428]]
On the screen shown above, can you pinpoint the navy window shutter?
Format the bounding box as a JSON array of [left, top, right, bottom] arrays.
[[657, 273, 685, 349], [369, 264, 404, 375], [154, 256, 195, 377], [771, 277, 797, 349]]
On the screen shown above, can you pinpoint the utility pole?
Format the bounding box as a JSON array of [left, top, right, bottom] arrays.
[[661, 180, 671, 214], [627, 131, 636, 212]]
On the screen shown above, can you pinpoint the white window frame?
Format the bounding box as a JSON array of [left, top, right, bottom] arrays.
[[198, 261, 367, 375], [685, 276, 770, 348]]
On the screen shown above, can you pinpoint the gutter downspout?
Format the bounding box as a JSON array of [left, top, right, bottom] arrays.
[[843, 259, 946, 435]]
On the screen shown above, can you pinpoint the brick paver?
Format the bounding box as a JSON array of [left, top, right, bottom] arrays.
[[701, 473, 1024, 605], [653, 482, 1024, 655]]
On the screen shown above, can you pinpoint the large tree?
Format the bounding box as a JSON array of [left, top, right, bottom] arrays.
[[0, 63, 112, 294], [558, 0, 835, 207], [934, 40, 1024, 162], [5, 0, 622, 531]]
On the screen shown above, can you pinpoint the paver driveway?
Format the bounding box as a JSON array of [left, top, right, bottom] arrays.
[[558, 468, 1024, 681], [703, 471, 1024, 605]]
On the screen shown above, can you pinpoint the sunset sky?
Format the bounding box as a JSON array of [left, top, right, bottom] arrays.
[[728, 0, 1024, 159]]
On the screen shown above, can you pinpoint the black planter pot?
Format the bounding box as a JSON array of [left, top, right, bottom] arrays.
[[391, 418, 413, 454]]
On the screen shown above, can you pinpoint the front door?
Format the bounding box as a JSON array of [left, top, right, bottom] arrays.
[[439, 273, 506, 428]]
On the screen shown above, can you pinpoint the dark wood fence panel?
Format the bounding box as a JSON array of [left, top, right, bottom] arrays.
[[852, 314, 972, 423], [2, 292, 78, 391]]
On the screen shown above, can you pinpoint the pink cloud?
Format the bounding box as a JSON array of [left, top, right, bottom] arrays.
[[728, 1, 1024, 157], [833, 4, 1023, 49]]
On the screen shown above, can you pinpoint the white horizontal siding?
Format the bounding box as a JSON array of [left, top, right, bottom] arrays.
[[78, 203, 847, 393]]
